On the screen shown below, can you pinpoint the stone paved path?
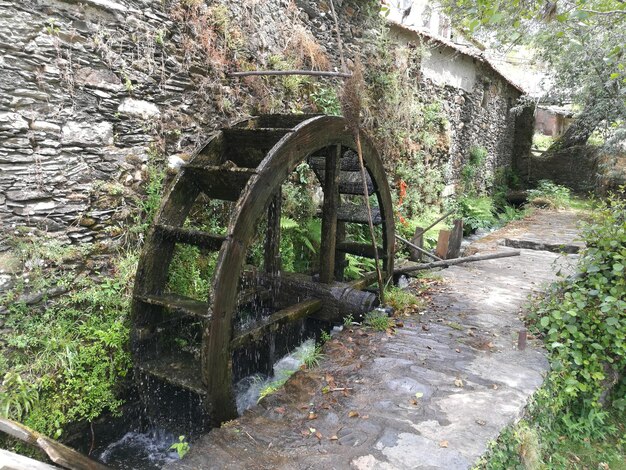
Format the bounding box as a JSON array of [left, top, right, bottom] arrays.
[[167, 209, 584, 470]]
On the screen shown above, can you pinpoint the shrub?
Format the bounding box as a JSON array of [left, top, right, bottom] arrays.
[[530, 192, 625, 416], [527, 180, 571, 208], [456, 196, 496, 234]]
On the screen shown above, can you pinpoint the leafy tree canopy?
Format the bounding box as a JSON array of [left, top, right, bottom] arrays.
[[440, 0, 626, 147]]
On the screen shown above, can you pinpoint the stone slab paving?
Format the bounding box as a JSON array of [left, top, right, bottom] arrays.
[[167, 209, 583, 470]]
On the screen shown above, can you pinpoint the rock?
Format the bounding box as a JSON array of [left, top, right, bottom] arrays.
[[6, 189, 52, 202], [61, 121, 114, 147], [0, 112, 29, 132], [30, 121, 61, 132], [74, 66, 124, 91], [118, 98, 160, 119]]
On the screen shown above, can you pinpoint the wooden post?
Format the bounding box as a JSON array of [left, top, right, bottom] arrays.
[[319, 145, 341, 283], [435, 230, 451, 259], [446, 219, 464, 259], [264, 188, 282, 276], [409, 226, 424, 262]]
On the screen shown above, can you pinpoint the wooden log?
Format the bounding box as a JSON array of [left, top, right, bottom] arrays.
[[242, 270, 379, 322], [154, 225, 226, 251], [409, 226, 424, 262], [0, 449, 60, 470], [319, 145, 341, 283], [446, 219, 464, 259], [336, 241, 385, 259], [394, 250, 521, 275], [0, 418, 109, 470], [435, 230, 451, 259]]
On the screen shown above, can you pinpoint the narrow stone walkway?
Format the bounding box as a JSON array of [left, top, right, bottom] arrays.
[[167, 209, 583, 470]]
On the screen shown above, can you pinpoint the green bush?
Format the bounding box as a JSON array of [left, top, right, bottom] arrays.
[[456, 196, 496, 234], [530, 194, 625, 411], [527, 180, 571, 208]]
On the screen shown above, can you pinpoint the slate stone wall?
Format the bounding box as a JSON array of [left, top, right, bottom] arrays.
[[0, 0, 532, 243]]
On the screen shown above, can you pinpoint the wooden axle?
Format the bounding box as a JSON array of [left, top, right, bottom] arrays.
[[242, 270, 379, 323]]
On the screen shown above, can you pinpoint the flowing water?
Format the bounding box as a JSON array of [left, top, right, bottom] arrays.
[[95, 337, 322, 469]]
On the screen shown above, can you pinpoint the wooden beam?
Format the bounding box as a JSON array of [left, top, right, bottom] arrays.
[[319, 145, 341, 283], [394, 250, 521, 275], [0, 418, 109, 470], [230, 298, 322, 349]]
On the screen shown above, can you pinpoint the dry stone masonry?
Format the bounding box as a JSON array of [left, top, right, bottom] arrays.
[[0, 0, 533, 244]]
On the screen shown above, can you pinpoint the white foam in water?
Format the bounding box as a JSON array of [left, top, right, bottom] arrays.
[[98, 428, 179, 470], [235, 338, 316, 413]]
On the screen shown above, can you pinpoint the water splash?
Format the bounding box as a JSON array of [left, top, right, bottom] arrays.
[[235, 338, 316, 413], [97, 428, 179, 470]]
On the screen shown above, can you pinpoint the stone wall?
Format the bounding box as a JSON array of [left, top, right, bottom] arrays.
[[0, 0, 533, 244]]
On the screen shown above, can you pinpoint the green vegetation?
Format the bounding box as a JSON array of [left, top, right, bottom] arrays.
[[169, 435, 190, 459], [478, 192, 626, 468], [384, 286, 421, 312], [0, 243, 136, 439], [527, 180, 572, 209], [532, 133, 555, 151], [364, 310, 393, 332]]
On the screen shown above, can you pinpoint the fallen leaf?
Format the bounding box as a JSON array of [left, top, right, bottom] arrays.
[[309, 427, 316, 433], [454, 378, 464, 388], [439, 440, 449, 448], [301, 430, 310, 437], [274, 407, 285, 414], [329, 435, 338, 441], [475, 419, 486, 426], [491, 384, 498, 390], [426, 345, 433, 350], [410, 399, 418, 405], [415, 392, 424, 398], [455, 348, 461, 353], [348, 410, 359, 418], [395, 321, 404, 328], [315, 431, 323, 440], [308, 412, 318, 420], [361, 415, 369, 419]]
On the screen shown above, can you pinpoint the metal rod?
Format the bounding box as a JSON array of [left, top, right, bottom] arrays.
[[229, 70, 352, 78], [395, 234, 443, 261]]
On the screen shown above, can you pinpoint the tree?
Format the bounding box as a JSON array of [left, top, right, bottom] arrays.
[[440, 0, 626, 152]]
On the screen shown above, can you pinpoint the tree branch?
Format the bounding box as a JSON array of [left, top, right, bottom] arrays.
[[580, 9, 626, 16]]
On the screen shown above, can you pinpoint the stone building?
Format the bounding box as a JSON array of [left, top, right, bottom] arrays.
[[389, 22, 532, 196], [0, 0, 534, 244]]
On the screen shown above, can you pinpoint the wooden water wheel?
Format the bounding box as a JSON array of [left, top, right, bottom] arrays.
[[131, 114, 395, 425]]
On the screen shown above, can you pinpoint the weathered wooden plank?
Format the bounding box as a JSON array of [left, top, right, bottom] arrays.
[[336, 204, 382, 225], [409, 226, 424, 262], [0, 418, 108, 470], [135, 293, 210, 319], [264, 189, 282, 276], [314, 169, 376, 195], [154, 224, 226, 251], [254, 114, 322, 129], [308, 150, 360, 172], [0, 449, 61, 470], [435, 230, 451, 259], [137, 351, 205, 395], [319, 145, 341, 283], [446, 219, 464, 259], [185, 165, 255, 201], [334, 220, 347, 281], [222, 128, 292, 168], [230, 298, 322, 349], [336, 241, 386, 259]]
